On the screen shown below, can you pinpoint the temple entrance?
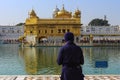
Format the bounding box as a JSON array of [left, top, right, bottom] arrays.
[[38, 36, 48, 43]]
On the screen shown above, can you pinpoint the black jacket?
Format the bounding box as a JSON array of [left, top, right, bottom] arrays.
[[57, 41, 84, 80]]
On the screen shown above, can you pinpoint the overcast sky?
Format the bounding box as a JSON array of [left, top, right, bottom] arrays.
[[0, 0, 120, 25]]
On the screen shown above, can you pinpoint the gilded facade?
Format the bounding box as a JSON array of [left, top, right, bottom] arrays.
[[24, 5, 82, 44]]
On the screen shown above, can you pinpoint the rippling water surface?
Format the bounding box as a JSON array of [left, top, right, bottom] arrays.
[[0, 44, 120, 75]]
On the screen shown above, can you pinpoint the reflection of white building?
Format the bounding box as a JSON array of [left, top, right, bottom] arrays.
[[81, 25, 120, 40], [0, 25, 24, 43]]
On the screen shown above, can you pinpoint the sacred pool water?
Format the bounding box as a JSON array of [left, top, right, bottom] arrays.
[[0, 44, 120, 75]]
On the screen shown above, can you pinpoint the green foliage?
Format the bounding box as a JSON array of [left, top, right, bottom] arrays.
[[88, 18, 110, 26], [16, 23, 25, 26]]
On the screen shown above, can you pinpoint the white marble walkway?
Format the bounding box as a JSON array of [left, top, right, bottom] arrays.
[[0, 75, 120, 80]]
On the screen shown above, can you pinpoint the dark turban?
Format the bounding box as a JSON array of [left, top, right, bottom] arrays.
[[64, 32, 74, 42]]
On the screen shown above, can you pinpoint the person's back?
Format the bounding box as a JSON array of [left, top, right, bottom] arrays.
[[57, 32, 84, 80]]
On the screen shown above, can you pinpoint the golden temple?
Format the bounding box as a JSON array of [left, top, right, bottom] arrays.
[[22, 5, 82, 45]]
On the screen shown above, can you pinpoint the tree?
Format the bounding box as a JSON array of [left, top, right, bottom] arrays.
[[88, 18, 110, 26], [16, 23, 25, 26]]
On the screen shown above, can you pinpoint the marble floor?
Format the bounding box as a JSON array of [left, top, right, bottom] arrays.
[[0, 75, 120, 80]]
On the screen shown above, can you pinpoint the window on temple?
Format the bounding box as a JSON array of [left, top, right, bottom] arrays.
[[51, 30, 53, 33], [45, 30, 47, 34], [62, 29, 65, 33], [30, 31, 32, 34], [58, 29, 61, 33], [67, 29, 70, 32]]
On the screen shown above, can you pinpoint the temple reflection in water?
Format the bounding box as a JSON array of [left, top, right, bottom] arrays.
[[18, 46, 120, 75], [19, 47, 61, 74]]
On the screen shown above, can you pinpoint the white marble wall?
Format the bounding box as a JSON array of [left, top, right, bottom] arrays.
[[0, 26, 24, 40]]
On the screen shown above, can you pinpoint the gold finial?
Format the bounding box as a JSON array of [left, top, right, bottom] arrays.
[[32, 6, 34, 11], [62, 4, 65, 10], [56, 5, 57, 8]]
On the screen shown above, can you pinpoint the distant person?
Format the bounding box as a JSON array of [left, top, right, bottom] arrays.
[[57, 32, 84, 80]]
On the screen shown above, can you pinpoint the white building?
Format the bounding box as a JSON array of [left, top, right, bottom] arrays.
[[81, 25, 120, 40], [0, 25, 24, 43]]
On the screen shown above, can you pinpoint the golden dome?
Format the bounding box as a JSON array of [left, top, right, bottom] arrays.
[[53, 6, 60, 18], [75, 9, 81, 15], [73, 8, 81, 18], [55, 5, 72, 18]]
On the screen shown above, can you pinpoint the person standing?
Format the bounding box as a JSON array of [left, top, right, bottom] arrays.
[[57, 32, 84, 80]]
